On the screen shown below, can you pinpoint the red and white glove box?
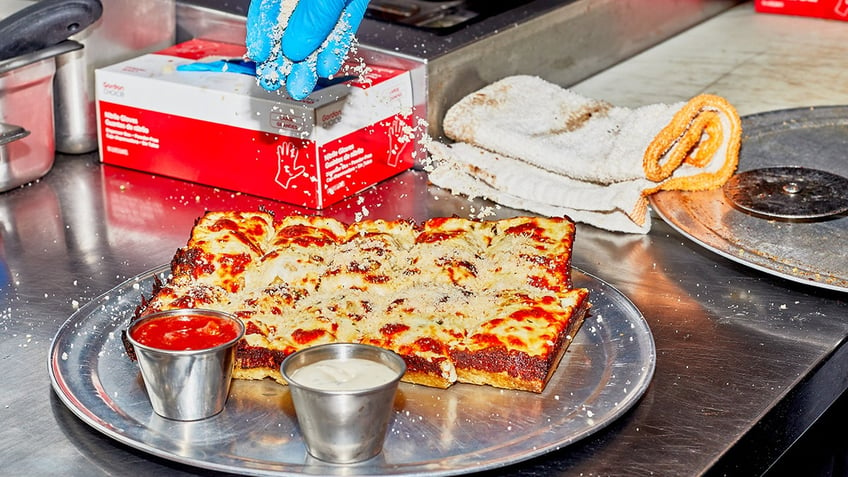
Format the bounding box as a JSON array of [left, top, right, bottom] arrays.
[[95, 39, 424, 209], [755, 0, 848, 21]]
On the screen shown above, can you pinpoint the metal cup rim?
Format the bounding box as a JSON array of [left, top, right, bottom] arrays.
[[281, 343, 406, 395], [127, 308, 245, 355]]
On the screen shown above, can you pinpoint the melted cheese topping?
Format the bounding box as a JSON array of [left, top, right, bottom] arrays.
[[143, 212, 588, 392]]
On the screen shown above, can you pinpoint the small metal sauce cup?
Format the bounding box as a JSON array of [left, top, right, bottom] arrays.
[[126, 309, 245, 421], [281, 343, 406, 464]]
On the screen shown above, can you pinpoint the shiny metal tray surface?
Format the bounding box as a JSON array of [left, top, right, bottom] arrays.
[[652, 105, 848, 292], [48, 264, 655, 476]]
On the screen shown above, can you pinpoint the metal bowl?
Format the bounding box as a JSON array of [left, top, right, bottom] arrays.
[[281, 343, 406, 464], [126, 308, 245, 421]]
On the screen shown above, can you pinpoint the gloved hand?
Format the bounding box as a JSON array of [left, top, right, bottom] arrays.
[[245, 0, 369, 100]]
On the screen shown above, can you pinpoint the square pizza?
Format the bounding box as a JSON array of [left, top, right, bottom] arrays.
[[135, 212, 590, 393]]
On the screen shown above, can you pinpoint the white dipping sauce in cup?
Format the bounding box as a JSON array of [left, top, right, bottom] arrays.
[[290, 358, 399, 391]]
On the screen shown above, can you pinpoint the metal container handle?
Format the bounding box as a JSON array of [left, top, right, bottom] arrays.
[[0, 123, 30, 147], [0, 0, 102, 61]]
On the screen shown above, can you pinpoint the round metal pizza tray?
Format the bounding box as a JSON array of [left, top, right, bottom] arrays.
[[48, 264, 655, 476], [651, 105, 848, 292]]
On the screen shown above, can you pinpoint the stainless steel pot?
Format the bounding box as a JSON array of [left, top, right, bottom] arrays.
[[0, 0, 102, 191], [0, 41, 82, 192]]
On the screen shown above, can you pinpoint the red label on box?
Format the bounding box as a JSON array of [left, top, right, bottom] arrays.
[[755, 0, 848, 20], [100, 102, 315, 204], [99, 101, 416, 208]]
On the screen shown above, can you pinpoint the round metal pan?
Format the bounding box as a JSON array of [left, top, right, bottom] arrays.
[[651, 105, 848, 292], [49, 264, 655, 476]]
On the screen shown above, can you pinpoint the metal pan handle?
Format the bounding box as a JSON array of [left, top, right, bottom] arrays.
[[0, 123, 30, 147], [0, 0, 103, 61]]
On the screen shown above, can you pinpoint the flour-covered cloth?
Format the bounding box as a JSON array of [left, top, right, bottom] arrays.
[[426, 75, 742, 233]]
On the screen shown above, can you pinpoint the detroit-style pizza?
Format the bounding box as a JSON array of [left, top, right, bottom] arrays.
[[133, 211, 590, 393]]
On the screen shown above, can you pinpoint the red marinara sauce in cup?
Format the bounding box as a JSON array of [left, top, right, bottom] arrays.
[[126, 309, 245, 420], [130, 310, 242, 351]]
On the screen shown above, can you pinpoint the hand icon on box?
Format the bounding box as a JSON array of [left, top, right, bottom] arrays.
[[275, 142, 306, 189], [386, 117, 410, 167], [836, 0, 848, 16]]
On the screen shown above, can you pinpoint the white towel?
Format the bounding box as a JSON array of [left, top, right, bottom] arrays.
[[426, 75, 742, 234]]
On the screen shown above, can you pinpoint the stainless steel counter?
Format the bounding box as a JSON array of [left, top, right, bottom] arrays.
[[4, 1, 848, 475], [1, 148, 846, 476]]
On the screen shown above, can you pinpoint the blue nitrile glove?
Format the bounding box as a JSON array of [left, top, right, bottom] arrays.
[[245, 0, 369, 100]]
